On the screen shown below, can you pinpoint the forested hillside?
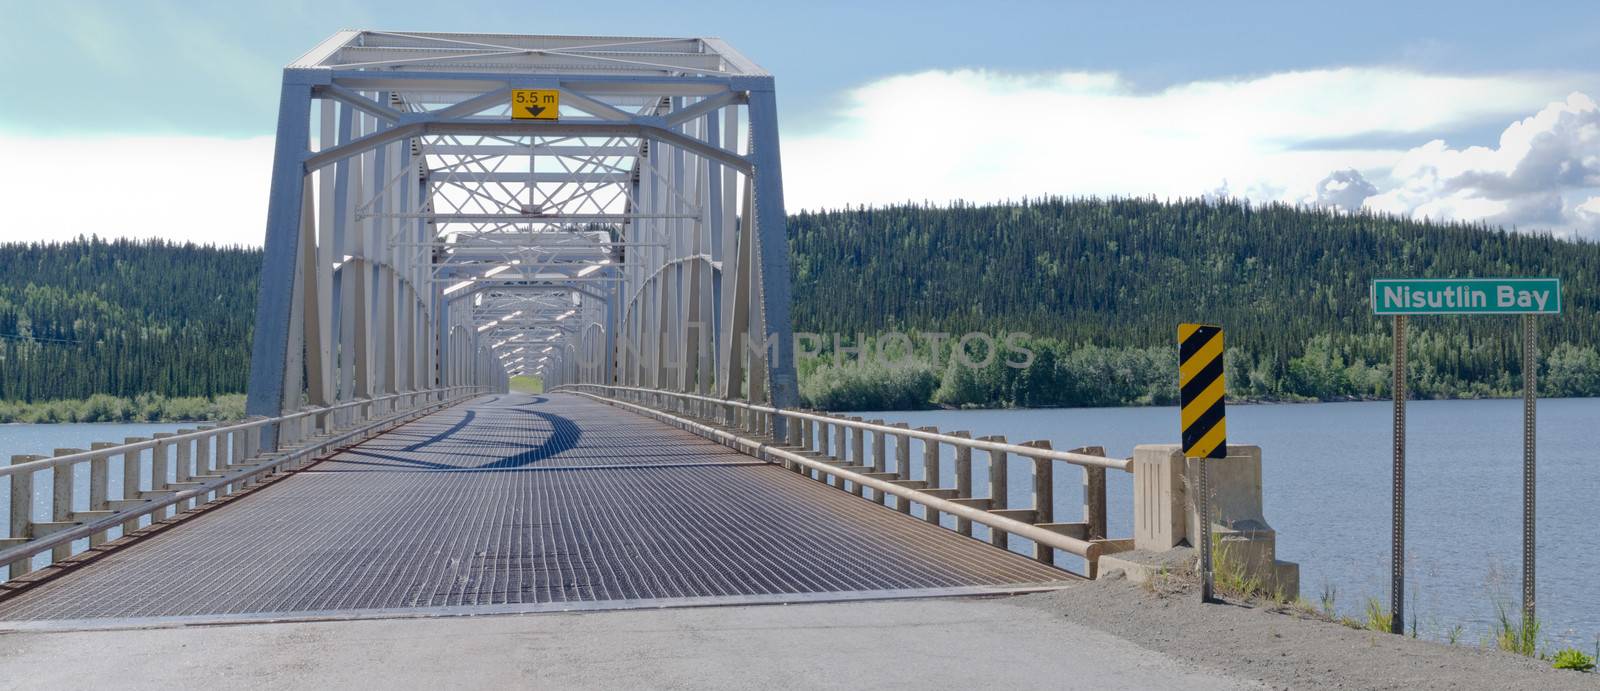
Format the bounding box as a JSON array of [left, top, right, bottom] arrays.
[[0, 238, 257, 406], [790, 198, 1600, 408], [6, 197, 1600, 415]]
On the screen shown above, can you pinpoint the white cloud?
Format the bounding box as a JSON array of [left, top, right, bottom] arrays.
[[0, 134, 273, 246], [3, 68, 1594, 247], [784, 67, 1586, 222], [1315, 169, 1379, 211], [1363, 92, 1600, 235]]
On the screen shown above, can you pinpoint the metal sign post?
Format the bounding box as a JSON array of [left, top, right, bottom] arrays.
[[1521, 314, 1537, 626], [1371, 277, 1557, 635], [1390, 314, 1407, 635], [1178, 323, 1228, 604], [1198, 453, 1212, 603]]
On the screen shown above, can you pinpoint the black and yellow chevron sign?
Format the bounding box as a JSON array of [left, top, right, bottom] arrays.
[[1178, 323, 1228, 459]]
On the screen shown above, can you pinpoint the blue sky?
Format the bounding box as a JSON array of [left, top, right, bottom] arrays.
[[4, 1, 1600, 243]]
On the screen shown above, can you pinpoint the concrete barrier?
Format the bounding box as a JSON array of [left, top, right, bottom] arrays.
[[1127, 444, 1299, 598]]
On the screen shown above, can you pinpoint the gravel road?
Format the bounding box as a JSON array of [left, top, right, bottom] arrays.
[[1014, 573, 1597, 690]]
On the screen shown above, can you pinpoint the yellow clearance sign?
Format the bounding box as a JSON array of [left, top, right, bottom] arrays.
[[511, 89, 559, 120], [1178, 323, 1227, 459]]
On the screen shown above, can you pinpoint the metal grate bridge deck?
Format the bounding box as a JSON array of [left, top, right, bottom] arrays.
[[0, 394, 1071, 624]]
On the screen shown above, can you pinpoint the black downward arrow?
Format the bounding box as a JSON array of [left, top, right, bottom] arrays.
[[524, 104, 546, 117]]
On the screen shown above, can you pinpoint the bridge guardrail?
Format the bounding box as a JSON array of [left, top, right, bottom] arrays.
[[1, 386, 485, 581], [557, 384, 1136, 577]]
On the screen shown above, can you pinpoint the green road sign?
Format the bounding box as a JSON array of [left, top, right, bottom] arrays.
[[1371, 278, 1561, 315]]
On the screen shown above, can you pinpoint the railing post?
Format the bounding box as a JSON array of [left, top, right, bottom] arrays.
[[983, 435, 1009, 548], [785, 412, 804, 473], [6, 455, 42, 577], [151, 434, 173, 517], [813, 418, 825, 456], [832, 419, 849, 492], [796, 414, 815, 477], [868, 419, 887, 502], [120, 438, 147, 535], [174, 430, 196, 509], [848, 418, 866, 497], [918, 427, 940, 525], [88, 442, 115, 546], [1076, 445, 1109, 540], [50, 448, 83, 562], [196, 427, 215, 476], [244, 423, 262, 462], [1026, 440, 1055, 564], [812, 419, 828, 483], [785, 411, 802, 446], [227, 426, 249, 493], [953, 432, 973, 536], [893, 423, 911, 513], [229, 427, 247, 467]]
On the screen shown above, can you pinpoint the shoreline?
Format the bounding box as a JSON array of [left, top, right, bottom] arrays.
[[7, 390, 1591, 423], [0, 393, 246, 425], [860, 391, 1596, 414]]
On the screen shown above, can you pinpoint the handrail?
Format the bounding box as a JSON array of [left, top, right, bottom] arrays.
[[556, 384, 1133, 472], [0, 386, 480, 479], [574, 389, 1105, 562], [0, 388, 480, 570]]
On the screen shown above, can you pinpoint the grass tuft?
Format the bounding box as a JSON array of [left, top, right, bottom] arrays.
[[1210, 533, 1267, 601], [1550, 648, 1595, 673], [1363, 598, 1393, 633], [1493, 602, 1541, 657]]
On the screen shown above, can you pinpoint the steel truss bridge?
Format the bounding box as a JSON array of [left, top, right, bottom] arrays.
[[246, 29, 798, 417], [0, 32, 1138, 626]]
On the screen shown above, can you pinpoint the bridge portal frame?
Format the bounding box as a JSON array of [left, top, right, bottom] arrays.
[[246, 31, 800, 447]]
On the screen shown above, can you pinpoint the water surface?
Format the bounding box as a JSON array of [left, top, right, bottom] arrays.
[[857, 398, 1598, 647]]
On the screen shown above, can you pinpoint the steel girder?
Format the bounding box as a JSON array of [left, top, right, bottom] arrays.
[[247, 31, 799, 446]]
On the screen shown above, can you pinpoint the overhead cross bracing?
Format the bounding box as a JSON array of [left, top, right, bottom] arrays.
[[248, 31, 799, 446]]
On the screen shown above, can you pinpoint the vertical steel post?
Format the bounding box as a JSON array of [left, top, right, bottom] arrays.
[[1391, 314, 1407, 634], [1198, 453, 1213, 603], [1521, 314, 1537, 626], [745, 86, 799, 436], [246, 75, 315, 448]]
